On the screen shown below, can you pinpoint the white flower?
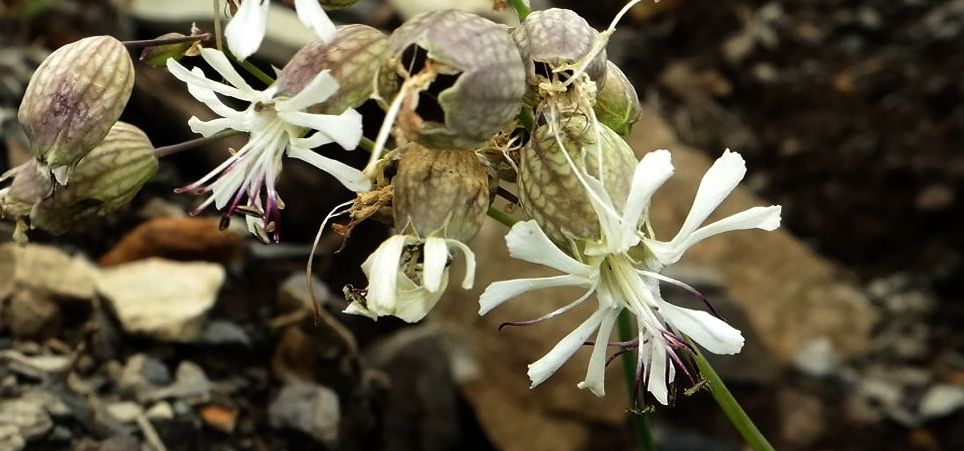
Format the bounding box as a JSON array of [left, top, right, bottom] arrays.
[[345, 234, 476, 323], [480, 148, 781, 404], [225, 0, 337, 60], [167, 47, 368, 242]]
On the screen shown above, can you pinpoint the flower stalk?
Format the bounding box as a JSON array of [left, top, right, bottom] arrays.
[[692, 345, 776, 451], [508, 0, 532, 20], [121, 33, 212, 49], [618, 310, 657, 451]]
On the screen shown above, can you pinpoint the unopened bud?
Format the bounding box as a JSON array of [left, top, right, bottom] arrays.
[[594, 61, 641, 136], [392, 144, 490, 242], [517, 116, 636, 244], [376, 10, 526, 149], [18, 35, 135, 185], [277, 25, 389, 115], [30, 122, 157, 235], [139, 32, 202, 68]]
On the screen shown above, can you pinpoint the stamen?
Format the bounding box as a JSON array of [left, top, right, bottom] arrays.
[[305, 199, 355, 323], [636, 269, 724, 319], [497, 287, 596, 330]]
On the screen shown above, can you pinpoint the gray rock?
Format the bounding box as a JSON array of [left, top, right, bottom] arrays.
[[200, 320, 251, 346], [794, 337, 838, 378], [268, 381, 340, 447], [106, 402, 143, 424], [145, 402, 174, 421], [0, 424, 25, 451], [148, 361, 212, 403], [118, 354, 171, 402], [96, 258, 226, 342], [278, 272, 331, 313]]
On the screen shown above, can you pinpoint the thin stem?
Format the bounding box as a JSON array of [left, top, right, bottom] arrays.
[[617, 311, 657, 451], [154, 130, 242, 158], [692, 346, 775, 451], [486, 207, 517, 228], [224, 50, 275, 86], [358, 137, 375, 153], [497, 186, 519, 204], [507, 0, 531, 20], [122, 33, 211, 49], [212, 0, 224, 51]]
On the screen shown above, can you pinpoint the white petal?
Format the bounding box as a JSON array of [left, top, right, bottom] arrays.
[[199, 48, 256, 94], [621, 149, 674, 235], [528, 307, 608, 388], [188, 116, 241, 137], [390, 272, 449, 323], [478, 275, 594, 316], [209, 163, 250, 209], [294, 0, 337, 44], [224, 0, 269, 60], [364, 235, 407, 312], [577, 307, 620, 397], [166, 58, 247, 100], [422, 237, 448, 292], [446, 239, 477, 289], [673, 149, 747, 244], [277, 109, 363, 150], [343, 301, 378, 320], [276, 70, 339, 112], [184, 68, 243, 118], [647, 341, 670, 405], [659, 302, 744, 355], [286, 146, 371, 192], [505, 220, 595, 277], [652, 206, 782, 265]]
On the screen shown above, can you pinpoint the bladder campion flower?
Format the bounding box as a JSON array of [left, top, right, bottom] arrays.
[[481, 122, 782, 404], [166, 47, 366, 242]]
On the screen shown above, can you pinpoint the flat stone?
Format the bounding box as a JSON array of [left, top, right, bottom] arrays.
[[148, 361, 212, 403], [106, 402, 143, 424], [118, 354, 171, 402], [0, 396, 53, 442], [96, 258, 226, 342], [919, 384, 964, 419], [268, 381, 340, 447], [0, 243, 97, 302]]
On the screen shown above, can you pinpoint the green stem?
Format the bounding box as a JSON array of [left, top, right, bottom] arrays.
[[617, 311, 657, 451], [153, 130, 241, 158], [507, 0, 531, 20], [122, 33, 211, 49], [692, 347, 775, 451], [232, 54, 275, 86], [212, 0, 223, 51], [359, 137, 376, 153], [486, 207, 517, 227]]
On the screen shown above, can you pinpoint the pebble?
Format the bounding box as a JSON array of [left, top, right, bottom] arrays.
[[96, 258, 226, 342], [268, 381, 340, 447]]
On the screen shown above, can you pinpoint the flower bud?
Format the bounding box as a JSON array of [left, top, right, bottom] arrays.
[[512, 9, 608, 98], [30, 122, 158, 235], [18, 35, 135, 185], [139, 33, 201, 68], [376, 9, 526, 149], [277, 25, 389, 115], [392, 144, 490, 242], [517, 116, 636, 244], [594, 61, 641, 136]]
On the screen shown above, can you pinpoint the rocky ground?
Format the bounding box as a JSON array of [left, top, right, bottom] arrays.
[[1, 0, 962, 450]]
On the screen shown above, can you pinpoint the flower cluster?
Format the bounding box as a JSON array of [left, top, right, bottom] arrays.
[[3, 1, 786, 410]]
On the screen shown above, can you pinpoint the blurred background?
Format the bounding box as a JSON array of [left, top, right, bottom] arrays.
[[0, 0, 962, 450]]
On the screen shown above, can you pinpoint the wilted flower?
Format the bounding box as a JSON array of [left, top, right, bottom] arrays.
[[345, 145, 489, 322], [481, 131, 781, 403], [225, 0, 337, 60], [166, 47, 366, 242]]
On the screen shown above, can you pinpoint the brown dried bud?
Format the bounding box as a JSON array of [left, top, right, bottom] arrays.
[[277, 25, 389, 115], [512, 9, 608, 97], [517, 115, 636, 244], [30, 122, 158, 236], [392, 144, 490, 242], [594, 61, 641, 136], [376, 9, 526, 149], [18, 35, 135, 185]]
